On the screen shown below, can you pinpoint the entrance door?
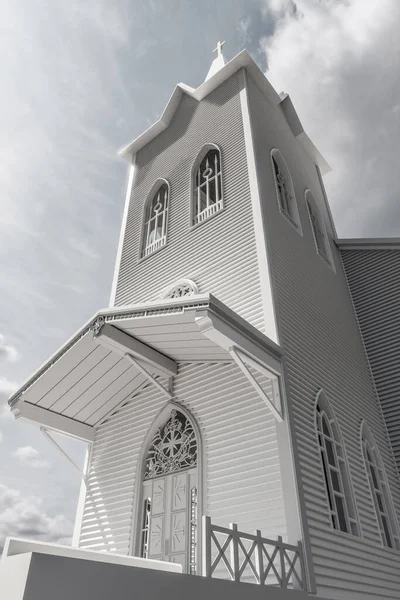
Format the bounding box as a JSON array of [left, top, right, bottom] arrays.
[[138, 409, 199, 573], [142, 469, 197, 572]]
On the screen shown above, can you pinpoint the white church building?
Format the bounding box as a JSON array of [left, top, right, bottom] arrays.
[[2, 46, 400, 600]]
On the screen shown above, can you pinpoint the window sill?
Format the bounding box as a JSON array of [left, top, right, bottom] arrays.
[[190, 203, 225, 231], [138, 242, 168, 263]]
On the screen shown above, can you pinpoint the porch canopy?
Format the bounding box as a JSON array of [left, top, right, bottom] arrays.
[[8, 294, 283, 442]]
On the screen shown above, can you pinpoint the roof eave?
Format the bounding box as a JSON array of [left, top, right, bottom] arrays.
[[336, 238, 400, 250], [118, 50, 282, 161]]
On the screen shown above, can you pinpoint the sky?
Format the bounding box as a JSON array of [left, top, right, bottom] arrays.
[[1, 0, 399, 550]]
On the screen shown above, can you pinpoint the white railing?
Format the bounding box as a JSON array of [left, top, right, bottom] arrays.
[[193, 199, 223, 225], [202, 516, 307, 591]]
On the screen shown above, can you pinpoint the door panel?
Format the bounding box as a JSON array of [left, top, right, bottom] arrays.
[[152, 478, 165, 515], [149, 515, 164, 558], [171, 510, 187, 552], [172, 473, 187, 510]]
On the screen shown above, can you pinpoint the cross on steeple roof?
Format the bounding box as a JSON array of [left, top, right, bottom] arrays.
[[213, 41, 225, 58], [205, 40, 227, 82]]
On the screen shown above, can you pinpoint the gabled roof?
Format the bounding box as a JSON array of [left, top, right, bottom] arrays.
[[8, 294, 282, 442], [119, 49, 330, 175]]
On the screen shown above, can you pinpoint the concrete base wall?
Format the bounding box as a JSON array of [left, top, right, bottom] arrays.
[[1, 552, 310, 600]]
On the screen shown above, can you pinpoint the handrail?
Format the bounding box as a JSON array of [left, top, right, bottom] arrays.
[[202, 516, 307, 591]]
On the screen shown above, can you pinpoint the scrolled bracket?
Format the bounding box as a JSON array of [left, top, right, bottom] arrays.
[[90, 315, 105, 338]]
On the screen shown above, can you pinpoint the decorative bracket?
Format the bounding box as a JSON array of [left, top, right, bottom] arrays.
[[90, 315, 105, 338], [124, 353, 173, 400], [229, 346, 283, 423]]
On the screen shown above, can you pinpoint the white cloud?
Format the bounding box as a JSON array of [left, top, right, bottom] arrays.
[[0, 483, 73, 551], [11, 446, 49, 469], [0, 333, 19, 362], [263, 0, 400, 237]]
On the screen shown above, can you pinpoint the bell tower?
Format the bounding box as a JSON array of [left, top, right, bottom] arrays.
[[110, 44, 284, 343]]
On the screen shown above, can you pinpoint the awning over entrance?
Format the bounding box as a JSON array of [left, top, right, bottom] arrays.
[[8, 294, 283, 442]]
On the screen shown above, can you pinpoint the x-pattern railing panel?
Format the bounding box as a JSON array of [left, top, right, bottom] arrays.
[[202, 516, 306, 591]]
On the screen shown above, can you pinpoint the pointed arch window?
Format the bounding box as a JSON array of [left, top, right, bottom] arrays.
[[271, 149, 301, 230], [192, 146, 223, 226], [306, 190, 332, 266], [141, 181, 169, 258], [316, 391, 359, 535], [144, 410, 197, 480], [361, 423, 400, 550]]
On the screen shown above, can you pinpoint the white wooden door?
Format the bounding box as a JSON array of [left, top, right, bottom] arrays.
[[142, 469, 197, 572]]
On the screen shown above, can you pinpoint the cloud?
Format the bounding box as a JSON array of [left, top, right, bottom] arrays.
[[263, 0, 400, 237], [0, 483, 73, 551], [0, 333, 19, 363], [11, 446, 49, 469]]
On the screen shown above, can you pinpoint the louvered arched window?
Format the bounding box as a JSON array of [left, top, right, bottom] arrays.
[[316, 391, 359, 535], [141, 180, 169, 258], [361, 422, 400, 549], [305, 190, 332, 265], [271, 149, 301, 230], [192, 145, 223, 226]]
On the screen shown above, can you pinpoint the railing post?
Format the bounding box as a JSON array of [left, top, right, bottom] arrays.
[[255, 529, 264, 585], [229, 522, 240, 582], [297, 540, 306, 591], [202, 515, 212, 578], [277, 535, 286, 588]]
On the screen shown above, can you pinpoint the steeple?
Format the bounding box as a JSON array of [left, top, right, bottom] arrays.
[[204, 41, 226, 81]]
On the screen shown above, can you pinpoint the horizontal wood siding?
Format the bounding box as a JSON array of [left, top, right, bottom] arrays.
[[341, 248, 400, 474], [115, 73, 265, 332], [247, 74, 400, 598], [79, 362, 286, 555]]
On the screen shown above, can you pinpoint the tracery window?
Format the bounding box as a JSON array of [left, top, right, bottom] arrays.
[[141, 181, 169, 258], [361, 423, 400, 550], [144, 410, 197, 480], [192, 146, 223, 226], [161, 279, 198, 299], [306, 190, 331, 265], [316, 392, 358, 535], [271, 149, 300, 230]]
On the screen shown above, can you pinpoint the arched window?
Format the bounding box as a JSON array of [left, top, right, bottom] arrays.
[[305, 190, 332, 265], [192, 145, 223, 226], [141, 180, 169, 258], [361, 422, 400, 549], [316, 391, 359, 535], [137, 407, 200, 574], [161, 279, 198, 299], [271, 149, 301, 230]]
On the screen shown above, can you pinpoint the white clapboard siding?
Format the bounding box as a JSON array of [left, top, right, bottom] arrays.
[[246, 73, 400, 598], [341, 248, 400, 474], [79, 361, 286, 554], [114, 73, 265, 333]]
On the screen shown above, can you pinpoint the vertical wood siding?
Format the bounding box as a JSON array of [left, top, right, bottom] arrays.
[[246, 74, 400, 599], [114, 74, 265, 332], [341, 248, 400, 475], [79, 362, 286, 556]]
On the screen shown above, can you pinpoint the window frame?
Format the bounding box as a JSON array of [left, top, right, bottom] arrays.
[[270, 149, 302, 233], [315, 390, 360, 536], [305, 189, 334, 269], [190, 144, 224, 229], [139, 178, 170, 261], [360, 421, 400, 550]]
